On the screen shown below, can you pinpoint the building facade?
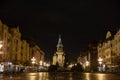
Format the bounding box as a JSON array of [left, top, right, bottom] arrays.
[[53, 35, 65, 67], [0, 19, 45, 66], [88, 43, 98, 71], [31, 45, 44, 65], [77, 43, 98, 72], [10, 27, 22, 64], [97, 30, 120, 71], [21, 40, 30, 65], [0, 21, 11, 62]]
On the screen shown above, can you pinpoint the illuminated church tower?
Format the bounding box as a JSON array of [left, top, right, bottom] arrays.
[[53, 35, 65, 67]]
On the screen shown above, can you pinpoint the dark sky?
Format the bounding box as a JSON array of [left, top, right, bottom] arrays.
[[0, 0, 120, 61]]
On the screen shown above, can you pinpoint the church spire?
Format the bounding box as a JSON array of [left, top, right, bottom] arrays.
[[56, 35, 63, 51]]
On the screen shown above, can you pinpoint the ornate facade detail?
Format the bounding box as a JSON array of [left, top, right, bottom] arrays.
[[97, 29, 120, 69]]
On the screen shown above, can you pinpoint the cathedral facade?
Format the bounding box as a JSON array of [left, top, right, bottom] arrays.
[[52, 35, 65, 67]]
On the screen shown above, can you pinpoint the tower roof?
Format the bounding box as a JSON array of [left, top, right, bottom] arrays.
[[56, 35, 63, 51], [57, 35, 63, 47], [106, 31, 112, 39]]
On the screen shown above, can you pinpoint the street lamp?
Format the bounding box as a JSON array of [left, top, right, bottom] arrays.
[[46, 63, 50, 67], [86, 61, 89, 67], [85, 61, 89, 71], [31, 57, 36, 66], [98, 57, 103, 66], [39, 60, 43, 71], [44, 62, 46, 66], [39, 60, 42, 66], [0, 44, 2, 49], [98, 57, 103, 71]]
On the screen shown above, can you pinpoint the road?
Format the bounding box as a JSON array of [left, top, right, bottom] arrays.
[[0, 72, 120, 80]]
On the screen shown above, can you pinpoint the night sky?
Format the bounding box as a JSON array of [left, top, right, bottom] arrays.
[[0, 0, 120, 61]]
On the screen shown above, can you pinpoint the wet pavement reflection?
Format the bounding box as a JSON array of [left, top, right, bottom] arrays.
[[0, 72, 120, 80]]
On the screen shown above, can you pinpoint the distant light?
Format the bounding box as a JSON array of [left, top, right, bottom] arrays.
[[39, 60, 42, 66], [86, 61, 89, 66], [0, 45, 2, 49], [98, 57, 103, 62], [31, 57, 36, 64]]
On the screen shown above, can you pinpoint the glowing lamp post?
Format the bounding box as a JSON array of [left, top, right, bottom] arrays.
[[98, 57, 103, 66], [46, 63, 50, 67], [98, 57, 104, 71], [0, 44, 2, 49], [44, 62, 46, 66], [39, 60, 43, 66], [86, 61, 89, 67], [31, 57, 36, 66], [85, 61, 89, 71]]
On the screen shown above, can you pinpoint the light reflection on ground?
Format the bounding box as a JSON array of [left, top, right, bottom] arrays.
[[83, 72, 120, 80], [0, 72, 120, 80]]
